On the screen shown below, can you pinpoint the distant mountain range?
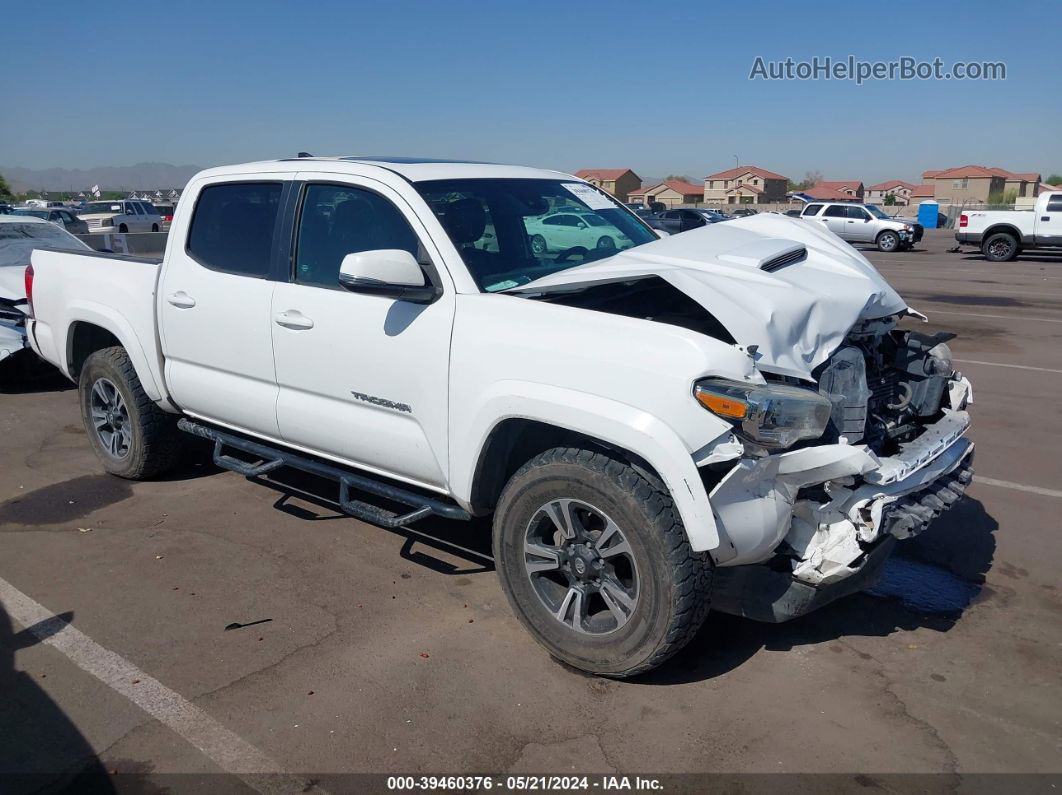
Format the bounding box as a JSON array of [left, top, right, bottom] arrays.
[[2, 163, 203, 193]]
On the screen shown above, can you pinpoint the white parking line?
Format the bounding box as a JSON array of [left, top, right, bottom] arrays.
[[974, 477, 1062, 499], [920, 309, 1062, 325], [0, 576, 325, 795], [953, 358, 1062, 375]]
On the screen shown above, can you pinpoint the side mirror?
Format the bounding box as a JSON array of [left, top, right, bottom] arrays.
[[576, 221, 587, 229], [338, 249, 440, 304]]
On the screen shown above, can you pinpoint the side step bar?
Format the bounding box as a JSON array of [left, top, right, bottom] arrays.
[[177, 419, 471, 528]]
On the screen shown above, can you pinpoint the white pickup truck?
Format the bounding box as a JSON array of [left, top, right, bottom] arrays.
[[26, 157, 974, 676], [956, 190, 1062, 261]]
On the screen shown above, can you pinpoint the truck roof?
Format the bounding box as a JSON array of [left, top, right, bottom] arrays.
[[192, 156, 574, 184]]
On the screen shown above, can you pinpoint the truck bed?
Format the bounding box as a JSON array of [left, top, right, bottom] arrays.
[[28, 246, 170, 404]]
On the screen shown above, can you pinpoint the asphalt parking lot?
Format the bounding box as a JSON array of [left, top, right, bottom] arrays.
[[1, 229, 1060, 791]]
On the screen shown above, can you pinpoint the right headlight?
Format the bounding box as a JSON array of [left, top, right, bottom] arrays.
[[694, 378, 832, 450]]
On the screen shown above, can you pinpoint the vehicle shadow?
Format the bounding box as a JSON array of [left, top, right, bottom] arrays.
[[639, 495, 997, 686], [0, 355, 73, 395], [0, 605, 116, 794], [960, 252, 1062, 264]]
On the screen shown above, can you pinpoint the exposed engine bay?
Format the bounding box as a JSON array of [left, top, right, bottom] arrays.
[[815, 322, 956, 457]]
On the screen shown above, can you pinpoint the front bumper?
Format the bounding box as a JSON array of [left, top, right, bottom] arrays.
[[712, 447, 974, 622]]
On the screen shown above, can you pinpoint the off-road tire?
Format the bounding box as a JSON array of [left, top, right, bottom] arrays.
[[79, 346, 183, 479], [982, 231, 1019, 262], [876, 230, 900, 252], [493, 447, 713, 677]]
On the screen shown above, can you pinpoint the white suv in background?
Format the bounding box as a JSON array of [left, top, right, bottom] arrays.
[[79, 200, 163, 233], [800, 202, 922, 252]]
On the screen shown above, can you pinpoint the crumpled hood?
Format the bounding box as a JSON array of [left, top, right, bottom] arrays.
[[514, 214, 909, 380]]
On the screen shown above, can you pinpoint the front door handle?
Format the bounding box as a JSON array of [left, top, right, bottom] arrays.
[[274, 310, 314, 330], [167, 291, 196, 309]]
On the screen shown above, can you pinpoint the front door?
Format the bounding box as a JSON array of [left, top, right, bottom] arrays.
[[270, 177, 454, 489], [158, 178, 288, 437], [845, 205, 874, 242]]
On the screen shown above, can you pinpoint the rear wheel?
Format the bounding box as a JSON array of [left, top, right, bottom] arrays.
[[118, 223, 128, 233], [79, 346, 183, 479], [151, 223, 159, 232], [493, 447, 712, 677], [596, 235, 616, 251], [982, 231, 1019, 262], [876, 230, 900, 252], [530, 234, 547, 256]]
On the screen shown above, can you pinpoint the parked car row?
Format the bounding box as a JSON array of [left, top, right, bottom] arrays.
[[1, 199, 168, 235]]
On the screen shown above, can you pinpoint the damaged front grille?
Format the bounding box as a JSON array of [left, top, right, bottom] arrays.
[[816, 330, 955, 455]]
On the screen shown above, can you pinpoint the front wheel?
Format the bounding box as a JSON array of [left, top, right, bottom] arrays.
[[530, 234, 547, 256], [118, 223, 128, 233], [596, 235, 616, 251], [151, 224, 159, 232], [982, 231, 1019, 262], [493, 447, 712, 677], [79, 346, 183, 479], [876, 230, 900, 252]]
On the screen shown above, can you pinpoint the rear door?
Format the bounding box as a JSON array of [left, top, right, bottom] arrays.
[[158, 176, 292, 437], [820, 205, 849, 238], [269, 174, 454, 488]]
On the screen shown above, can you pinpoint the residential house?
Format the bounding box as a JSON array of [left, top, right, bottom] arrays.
[[909, 184, 936, 202], [574, 169, 642, 202], [805, 181, 865, 202], [920, 166, 1042, 204], [703, 165, 788, 205], [628, 180, 704, 208], [865, 180, 915, 206]]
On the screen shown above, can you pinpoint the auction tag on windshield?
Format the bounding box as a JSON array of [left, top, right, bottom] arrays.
[[563, 182, 616, 210]]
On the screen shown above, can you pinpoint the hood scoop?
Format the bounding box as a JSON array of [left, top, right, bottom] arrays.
[[716, 239, 807, 273]]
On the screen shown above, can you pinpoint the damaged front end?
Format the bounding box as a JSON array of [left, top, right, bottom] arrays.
[[707, 318, 974, 622]]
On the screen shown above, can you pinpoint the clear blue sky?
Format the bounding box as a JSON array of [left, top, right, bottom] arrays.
[[2, 0, 1059, 183]]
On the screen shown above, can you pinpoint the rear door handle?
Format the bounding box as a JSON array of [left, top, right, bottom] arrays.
[[167, 291, 196, 309], [274, 310, 314, 330]]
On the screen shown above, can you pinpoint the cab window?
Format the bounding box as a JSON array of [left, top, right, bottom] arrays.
[[294, 184, 420, 289], [187, 182, 282, 277]]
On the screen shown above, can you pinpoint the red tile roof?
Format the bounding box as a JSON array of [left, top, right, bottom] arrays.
[[632, 180, 704, 197], [805, 181, 864, 200], [867, 179, 915, 191], [923, 165, 1041, 181], [575, 168, 637, 181], [910, 184, 936, 197], [705, 165, 789, 181]]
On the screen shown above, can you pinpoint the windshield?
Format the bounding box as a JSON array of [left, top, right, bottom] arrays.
[[866, 205, 890, 219], [414, 178, 658, 292], [83, 202, 123, 214]]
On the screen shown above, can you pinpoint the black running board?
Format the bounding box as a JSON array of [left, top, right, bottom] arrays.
[[177, 419, 470, 528]]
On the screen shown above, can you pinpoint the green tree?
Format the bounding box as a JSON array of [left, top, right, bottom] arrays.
[[1047, 173, 1062, 186], [664, 174, 694, 183], [0, 172, 13, 201], [884, 193, 896, 206]]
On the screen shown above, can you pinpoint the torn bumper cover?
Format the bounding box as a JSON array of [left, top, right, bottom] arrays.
[[709, 409, 974, 622]]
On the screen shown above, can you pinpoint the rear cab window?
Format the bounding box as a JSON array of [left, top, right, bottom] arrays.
[[186, 182, 283, 277]]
